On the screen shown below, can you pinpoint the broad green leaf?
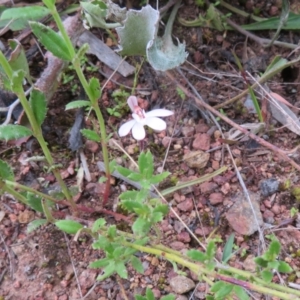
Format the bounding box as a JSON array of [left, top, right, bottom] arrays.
[[130, 256, 144, 274], [119, 190, 140, 201], [138, 151, 153, 178], [187, 249, 207, 262], [161, 295, 176, 300], [26, 192, 43, 212], [88, 77, 101, 103], [261, 270, 273, 283], [0, 160, 14, 181], [222, 233, 235, 263], [0, 125, 32, 141], [116, 5, 159, 56], [135, 296, 146, 300], [146, 2, 187, 71], [115, 261, 128, 278], [277, 261, 293, 273], [132, 217, 151, 236], [151, 211, 164, 223], [145, 288, 155, 300], [210, 281, 226, 292], [149, 172, 170, 185], [30, 22, 71, 61], [263, 239, 280, 261], [121, 200, 144, 212], [113, 246, 125, 258], [268, 261, 279, 270], [11, 69, 25, 90], [92, 235, 110, 250], [29, 89, 47, 126], [214, 283, 233, 298], [127, 172, 143, 181], [254, 257, 268, 268], [107, 225, 117, 238], [65, 100, 91, 110], [8, 39, 32, 84], [81, 129, 100, 142], [43, 0, 56, 9], [115, 166, 133, 178], [97, 261, 116, 280], [89, 257, 110, 268], [153, 204, 169, 215], [55, 220, 83, 234], [233, 286, 249, 300], [0, 6, 50, 31], [92, 218, 106, 233], [27, 219, 47, 233]]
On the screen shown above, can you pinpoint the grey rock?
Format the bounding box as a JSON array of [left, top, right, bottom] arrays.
[[260, 178, 279, 197], [170, 275, 195, 294]]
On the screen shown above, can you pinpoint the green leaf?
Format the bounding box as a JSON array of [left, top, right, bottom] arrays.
[[138, 151, 154, 178], [107, 225, 117, 238], [277, 261, 293, 273], [151, 212, 164, 223], [149, 172, 170, 185], [222, 233, 235, 263], [11, 69, 25, 90], [55, 220, 83, 234], [0, 6, 50, 31], [92, 235, 110, 250], [29, 89, 47, 126], [89, 257, 110, 268], [233, 286, 249, 300], [206, 240, 216, 260], [127, 172, 143, 182], [92, 218, 106, 233], [65, 100, 91, 110], [254, 257, 268, 268], [88, 77, 101, 103], [115, 261, 128, 278], [214, 283, 233, 298], [268, 261, 279, 270], [263, 239, 281, 261], [210, 281, 226, 292], [27, 219, 47, 233], [135, 296, 146, 300], [81, 129, 100, 142], [121, 200, 144, 213], [97, 261, 115, 281], [130, 256, 144, 274], [113, 246, 125, 259], [153, 204, 169, 215], [132, 217, 151, 236], [187, 249, 207, 262], [0, 160, 14, 181], [115, 166, 132, 178], [0, 125, 32, 141], [145, 288, 155, 300], [30, 21, 72, 61], [26, 192, 43, 212], [8, 39, 32, 84], [161, 295, 176, 300], [116, 5, 159, 56], [261, 270, 273, 283]]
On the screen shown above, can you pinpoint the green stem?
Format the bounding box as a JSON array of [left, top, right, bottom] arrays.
[[42, 199, 55, 222], [5, 180, 62, 204], [2, 183, 28, 205], [0, 53, 75, 210], [122, 241, 300, 299], [45, 1, 110, 183]]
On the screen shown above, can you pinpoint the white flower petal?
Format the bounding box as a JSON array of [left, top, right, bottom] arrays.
[[145, 109, 173, 118], [127, 96, 138, 113], [118, 119, 136, 137], [145, 117, 166, 131], [132, 122, 146, 140]]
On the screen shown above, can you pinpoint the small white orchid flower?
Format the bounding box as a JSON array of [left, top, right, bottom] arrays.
[[118, 96, 173, 141]]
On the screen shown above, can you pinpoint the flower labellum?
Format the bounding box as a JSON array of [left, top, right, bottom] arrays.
[[118, 96, 173, 141]]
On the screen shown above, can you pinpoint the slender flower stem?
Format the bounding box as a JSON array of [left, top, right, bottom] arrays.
[[44, 1, 111, 203], [0, 52, 76, 210]]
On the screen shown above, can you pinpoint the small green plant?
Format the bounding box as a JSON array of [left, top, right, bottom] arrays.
[[290, 207, 298, 217], [106, 89, 130, 118]]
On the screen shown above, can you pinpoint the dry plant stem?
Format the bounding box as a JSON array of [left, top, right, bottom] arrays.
[[165, 70, 300, 171]]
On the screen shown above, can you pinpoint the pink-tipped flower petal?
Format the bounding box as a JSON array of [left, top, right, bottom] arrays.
[[145, 109, 173, 118], [132, 122, 146, 140], [145, 117, 167, 131], [127, 96, 138, 113], [118, 119, 136, 137]]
